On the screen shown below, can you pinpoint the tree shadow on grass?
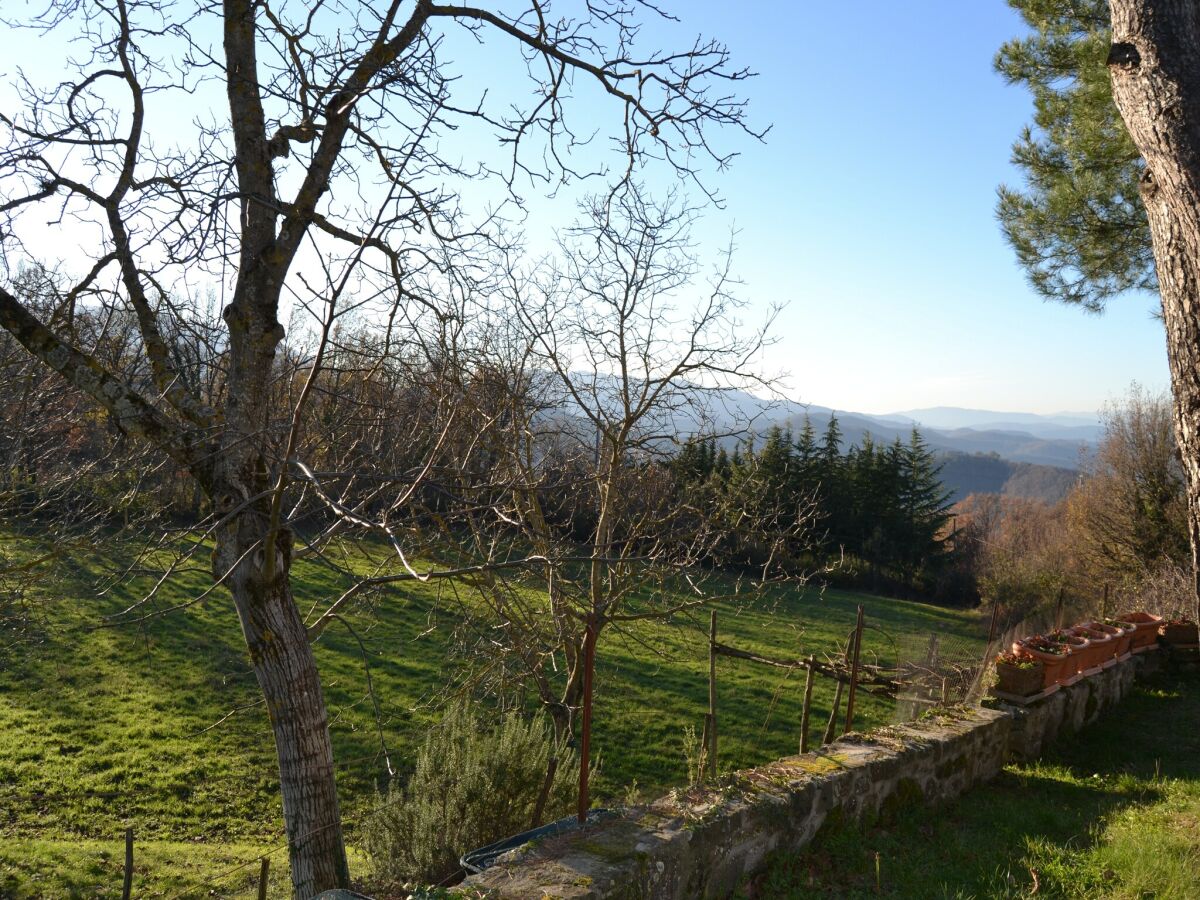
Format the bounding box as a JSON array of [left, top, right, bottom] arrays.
[[743, 676, 1199, 899]]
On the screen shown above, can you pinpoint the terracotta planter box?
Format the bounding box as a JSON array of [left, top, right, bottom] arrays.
[[1015, 639, 1070, 689], [1081, 621, 1122, 661], [1162, 621, 1199, 646], [1117, 612, 1163, 649], [1101, 620, 1135, 657], [1047, 633, 1089, 678], [995, 660, 1044, 697], [1072, 626, 1115, 668]]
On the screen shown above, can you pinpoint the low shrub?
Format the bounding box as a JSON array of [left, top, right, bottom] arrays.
[[362, 702, 586, 888]]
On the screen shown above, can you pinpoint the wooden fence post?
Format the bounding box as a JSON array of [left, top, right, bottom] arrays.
[[708, 610, 718, 779], [122, 827, 133, 900], [1055, 587, 1065, 630], [577, 616, 597, 824], [800, 655, 816, 754], [1102, 583, 1110, 618], [257, 857, 270, 900], [822, 680, 843, 745], [986, 601, 1001, 646], [843, 605, 865, 735], [822, 627, 854, 745]]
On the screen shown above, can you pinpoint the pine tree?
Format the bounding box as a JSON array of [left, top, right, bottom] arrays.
[[820, 413, 843, 463], [995, 0, 1153, 309], [714, 446, 731, 482], [898, 428, 954, 583], [818, 415, 847, 552]]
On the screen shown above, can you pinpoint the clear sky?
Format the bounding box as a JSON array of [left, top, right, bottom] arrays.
[[665, 1, 1169, 417], [2, 1, 1169, 419]]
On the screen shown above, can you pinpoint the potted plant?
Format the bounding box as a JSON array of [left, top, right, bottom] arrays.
[[1070, 624, 1114, 669], [1161, 618, 1199, 647], [1080, 621, 1122, 665], [1016, 635, 1071, 689], [994, 649, 1044, 696], [1116, 611, 1164, 650], [1102, 618, 1136, 658], [1045, 629, 1090, 679]]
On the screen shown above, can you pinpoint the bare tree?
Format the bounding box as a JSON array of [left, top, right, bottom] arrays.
[[1066, 385, 1189, 589], [425, 188, 808, 817], [0, 2, 760, 893]]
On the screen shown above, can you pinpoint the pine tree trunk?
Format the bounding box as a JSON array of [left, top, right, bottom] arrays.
[[220, 525, 350, 898], [1108, 0, 1200, 625]]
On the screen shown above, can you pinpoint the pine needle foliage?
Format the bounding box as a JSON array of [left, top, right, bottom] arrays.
[[362, 703, 585, 887], [995, 0, 1155, 309]]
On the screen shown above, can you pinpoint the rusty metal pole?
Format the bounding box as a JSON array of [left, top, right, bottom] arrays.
[[577, 616, 597, 824], [843, 605, 865, 735], [800, 655, 816, 754], [708, 610, 718, 779]]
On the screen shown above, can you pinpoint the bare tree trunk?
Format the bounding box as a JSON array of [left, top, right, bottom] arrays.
[[1108, 0, 1200, 626], [548, 644, 588, 744], [219, 525, 349, 897], [214, 262, 350, 894]]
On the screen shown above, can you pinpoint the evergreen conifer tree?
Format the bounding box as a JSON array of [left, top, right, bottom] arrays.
[[995, 0, 1153, 309]]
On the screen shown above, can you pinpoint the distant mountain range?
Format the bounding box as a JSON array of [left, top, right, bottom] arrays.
[[719, 400, 1098, 470], [555, 379, 1095, 503], [697, 394, 1097, 504], [886, 406, 1103, 444], [934, 451, 1079, 504]]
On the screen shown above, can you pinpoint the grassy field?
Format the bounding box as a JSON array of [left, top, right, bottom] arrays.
[[746, 674, 1200, 899], [0, 531, 986, 897]]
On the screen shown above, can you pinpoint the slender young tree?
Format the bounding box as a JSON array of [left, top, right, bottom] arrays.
[[0, 2, 761, 893], [433, 188, 805, 817]]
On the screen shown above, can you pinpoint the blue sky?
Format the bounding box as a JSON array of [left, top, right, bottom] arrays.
[[2, 1, 1168, 418], [660, 1, 1168, 417]]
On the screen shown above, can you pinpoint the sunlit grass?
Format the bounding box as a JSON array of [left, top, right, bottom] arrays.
[[0, 528, 984, 896], [746, 677, 1200, 899]]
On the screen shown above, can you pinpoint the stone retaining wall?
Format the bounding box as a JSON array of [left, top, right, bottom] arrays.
[[1003, 649, 1160, 761], [462, 650, 1164, 899]]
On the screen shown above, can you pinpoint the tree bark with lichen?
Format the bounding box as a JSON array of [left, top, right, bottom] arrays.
[[1108, 0, 1200, 626]]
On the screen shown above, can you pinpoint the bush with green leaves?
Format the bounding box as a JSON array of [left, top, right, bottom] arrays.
[[362, 703, 586, 887]]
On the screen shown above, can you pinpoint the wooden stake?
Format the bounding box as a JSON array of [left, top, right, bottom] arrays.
[[986, 601, 1001, 646], [708, 610, 718, 779], [925, 632, 940, 666], [1055, 587, 1065, 630], [823, 628, 853, 745], [822, 679, 843, 745], [122, 827, 133, 900], [577, 617, 597, 824], [1103, 583, 1110, 618], [844, 605, 865, 735], [800, 655, 816, 754], [257, 858, 270, 900]]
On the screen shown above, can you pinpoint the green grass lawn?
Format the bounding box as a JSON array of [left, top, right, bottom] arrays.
[[746, 674, 1200, 899], [0, 531, 985, 897]]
